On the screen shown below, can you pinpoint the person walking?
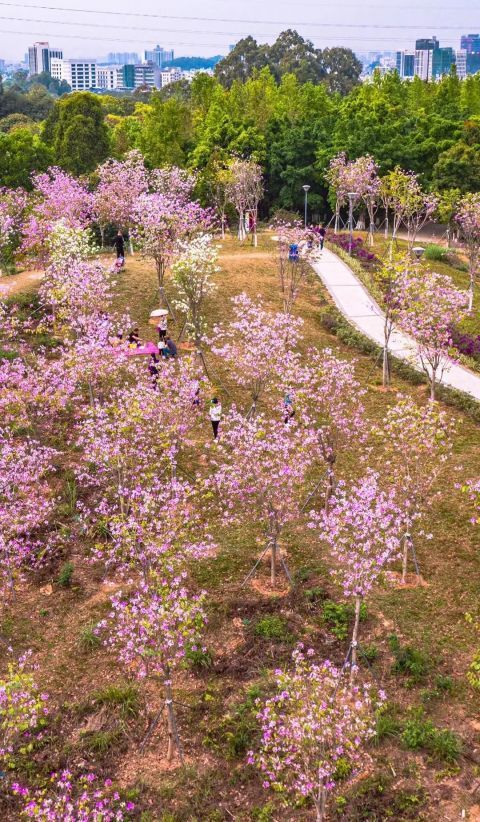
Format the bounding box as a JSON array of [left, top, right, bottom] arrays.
[[318, 224, 326, 252], [113, 231, 125, 259], [209, 397, 222, 439]]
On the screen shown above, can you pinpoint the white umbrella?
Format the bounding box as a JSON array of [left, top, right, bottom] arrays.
[[150, 309, 169, 318]]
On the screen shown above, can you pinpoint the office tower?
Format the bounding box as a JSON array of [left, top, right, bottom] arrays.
[[28, 41, 63, 76], [107, 52, 139, 65], [460, 34, 480, 54], [396, 50, 415, 78]]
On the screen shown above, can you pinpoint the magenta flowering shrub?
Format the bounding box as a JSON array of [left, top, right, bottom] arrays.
[[0, 186, 28, 273], [12, 770, 134, 820], [327, 233, 378, 266], [93, 150, 149, 245], [455, 192, 480, 310], [462, 479, 480, 524], [250, 648, 382, 821]]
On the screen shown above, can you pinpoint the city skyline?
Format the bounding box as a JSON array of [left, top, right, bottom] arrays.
[[0, 0, 479, 61]]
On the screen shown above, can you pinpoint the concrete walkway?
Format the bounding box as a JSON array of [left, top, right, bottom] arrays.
[[310, 248, 480, 402]]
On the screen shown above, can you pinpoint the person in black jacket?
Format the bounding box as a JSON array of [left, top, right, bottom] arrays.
[[113, 231, 125, 259]]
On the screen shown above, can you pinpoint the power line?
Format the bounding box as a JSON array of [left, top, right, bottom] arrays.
[[0, 1, 476, 29], [0, 28, 425, 47]]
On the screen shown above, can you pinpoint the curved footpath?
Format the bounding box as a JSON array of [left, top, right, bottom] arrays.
[[310, 248, 480, 402]]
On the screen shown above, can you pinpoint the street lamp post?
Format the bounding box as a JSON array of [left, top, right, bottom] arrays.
[[347, 191, 358, 254], [302, 185, 311, 229]]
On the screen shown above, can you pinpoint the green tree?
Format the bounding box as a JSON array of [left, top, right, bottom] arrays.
[[0, 128, 52, 188], [139, 95, 192, 167], [43, 92, 110, 175]]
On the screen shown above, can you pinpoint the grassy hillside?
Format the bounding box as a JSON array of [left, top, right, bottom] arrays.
[[2, 232, 480, 821]]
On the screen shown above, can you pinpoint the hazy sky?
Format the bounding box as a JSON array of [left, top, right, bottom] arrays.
[[0, 0, 479, 61]]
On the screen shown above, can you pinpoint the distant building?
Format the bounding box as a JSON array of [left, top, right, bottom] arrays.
[[396, 50, 415, 78], [134, 62, 162, 89], [143, 45, 174, 68], [432, 47, 456, 78], [107, 52, 139, 65], [460, 34, 480, 54], [96, 63, 136, 91], [456, 50, 467, 79], [28, 41, 63, 76], [467, 53, 480, 74], [51, 58, 96, 91], [160, 67, 183, 87], [0, 58, 5, 72]]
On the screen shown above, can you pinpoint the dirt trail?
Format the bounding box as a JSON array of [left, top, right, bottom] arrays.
[[0, 269, 43, 296]]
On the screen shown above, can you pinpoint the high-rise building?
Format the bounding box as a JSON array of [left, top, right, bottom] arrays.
[[143, 45, 174, 68], [432, 47, 456, 78], [396, 50, 415, 78], [460, 34, 480, 54], [456, 50, 467, 79], [415, 37, 439, 51], [107, 52, 139, 65], [467, 53, 480, 74], [28, 41, 63, 76], [134, 63, 162, 89]]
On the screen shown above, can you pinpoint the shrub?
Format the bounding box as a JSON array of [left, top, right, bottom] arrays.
[[374, 703, 402, 743], [224, 685, 263, 758], [92, 683, 140, 718], [389, 634, 429, 683], [322, 600, 367, 641], [401, 708, 461, 762], [254, 615, 291, 641], [57, 561, 74, 588], [79, 623, 102, 652], [467, 650, 480, 690], [424, 244, 447, 261], [185, 646, 214, 669]]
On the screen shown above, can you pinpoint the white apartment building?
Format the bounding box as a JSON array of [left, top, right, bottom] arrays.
[[160, 67, 182, 87], [50, 58, 96, 90], [456, 50, 467, 80], [414, 49, 433, 80], [96, 65, 124, 90]]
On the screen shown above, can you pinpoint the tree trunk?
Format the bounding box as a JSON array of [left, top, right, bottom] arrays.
[[382, 345, 390, 388], [270, 539, 277, 587], [468, 273, 474, 312], [430, 370, 436, 402], [314, 784, 327, 822], [324, 465, 335, 512], [401, 533, 410, 584], [99, 224, 105, 249], [350, 597, 362, 679], [384, 212, 389, 239], [165, 678, 178, 762], [334, 204, 340, 234], [129, 235, 134, 256]]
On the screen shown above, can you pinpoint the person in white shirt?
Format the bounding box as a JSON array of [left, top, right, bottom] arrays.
[[209, 397, 222, 439], [157, 315, 168, 340]]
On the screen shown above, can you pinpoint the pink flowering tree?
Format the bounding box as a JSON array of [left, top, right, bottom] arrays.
[[0, 434, 56, 600], [77, 361, 202, 513], [12, 771, 134, 820], [311, 470, 404, 669], [375, 395, 455, 581], [93, 150, 149, 252], [250, 648, 381, 822], [226, 158, 263, 245], [381, 167, 437, 256], [149, 165, 197, 201], [39, 223, 112, 335], [372, 259, 405, 387], [99, 576, 207, 761], [171, 234, 221, 348], [210, 293, 303, 416], [455, 192, 480, 310], [356, 155, 381, 246], [325, 153, 350, 232], [0, 187, 28, 274], [92, 477, 215, 581], [294, 349, 366, 507], [207, 409, 316, 586], [132, 192, 213, 301], [271, 219, 313, 314], [396, 269, 468, 400], [0, 651, 49, 769], [22, 167, 93, 265]]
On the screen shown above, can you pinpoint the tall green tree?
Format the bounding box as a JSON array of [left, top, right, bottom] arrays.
[[43, 92, 110, 175]]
